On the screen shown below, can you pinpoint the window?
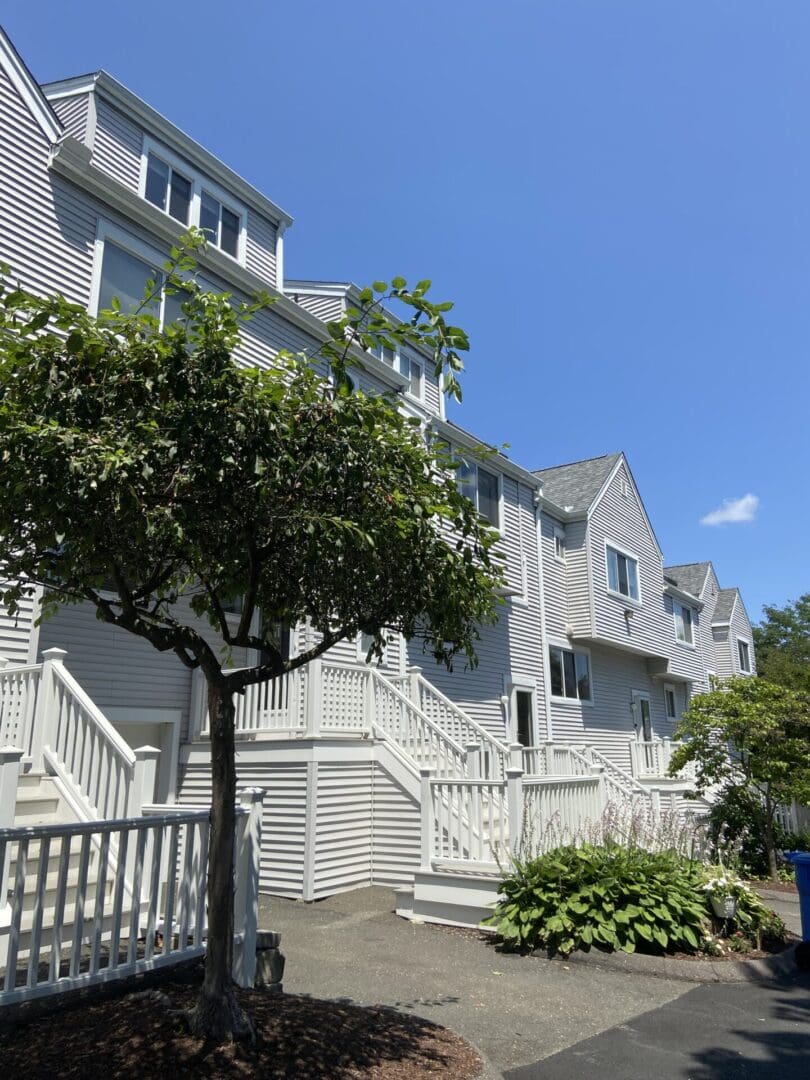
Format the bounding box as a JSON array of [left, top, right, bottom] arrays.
[[553, 526, 566, 562], [456, 454, 500, 529], [357, 631, 388, 664], [514, 690, 533, 747], [144, 152, 191, 225], [95, 234, 210, 328], [200, 191, 240, 258], [674, 601, 695, 645], [664, 683, 677, 721], [400, 353, 423, 399], [221, 595, 244, 616], [606, 545, 639, 601], [140, 139, 245, 262], [549, 645, 592, 703], [737, 638, 751, 673]]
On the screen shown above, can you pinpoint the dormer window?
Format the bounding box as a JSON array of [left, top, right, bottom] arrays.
[[200, 191, 240, 258], [606, 544, 640, 602], [145, 152, 191, 224], [456, 454, 500, 529], [139, 137, 246, 263], [674, 601, 695, 646]]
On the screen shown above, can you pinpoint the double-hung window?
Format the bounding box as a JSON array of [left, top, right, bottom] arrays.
[[144, 152, 192, 225], [737, 638, 751, 673], [674, 601, 695, 645], [606, 545, 639, 601], [664, 683, 678, 720], [553, 526, 566, 562], [400, 353, 423, 399], [141, 140, 245, 262], [549, 645, 592, 703], [456, 454, 500, 529]]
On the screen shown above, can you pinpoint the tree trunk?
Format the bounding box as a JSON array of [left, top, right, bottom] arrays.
[[188, 676, 252, 1040], [763, 788, 779, 884]]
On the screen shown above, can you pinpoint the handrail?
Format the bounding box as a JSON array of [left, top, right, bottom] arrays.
[[581, 745, 649, 798], [0, 807, 213, 842], [372, 670, 467, 758], [412, 672, 509, 779], [53, 664, 136, 765]]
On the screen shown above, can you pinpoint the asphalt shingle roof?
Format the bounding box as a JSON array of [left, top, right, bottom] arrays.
[[663, 562, 711, 598], [533, 453, 621, 514], [712, 588, 738, 624]]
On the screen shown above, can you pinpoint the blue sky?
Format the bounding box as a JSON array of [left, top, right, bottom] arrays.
[[4, 1, 809, 622]]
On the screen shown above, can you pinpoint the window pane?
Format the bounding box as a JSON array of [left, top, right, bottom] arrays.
[[477, 468, 499, 527], [675, 605, 684, 640], [738, 641, 750, 671], [200, 191, 220, 242], [515, 691, 532, 747], [666, 689, 676, 719], [617, 553, 629, 595], [549, 648, 563, 697], [639, 698, 652, 740], [221, 206, 240, 257], [98, 241, 159, 316], [407, 358, 422, 397], [380, 345, 396, 366], [574, 652, 590, 701], [627, 558, 639, 600], [554, 531, 565, 560], [682, 607, 693, 644], [607, 549, 619, 591], [562, 650, 577, 698], [145, 154, 169, 210], [169, 171, 191, 224], [457, 457, 477, 505]]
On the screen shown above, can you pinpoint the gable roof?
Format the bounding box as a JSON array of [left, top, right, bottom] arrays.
[[0, 26, 63, 142], [664, 562, 711, 598], [712, 588, 738, 624], [533, 453, 621, 514]]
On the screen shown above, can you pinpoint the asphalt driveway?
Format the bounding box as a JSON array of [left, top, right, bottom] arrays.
[[258, 886, 809, 1077]]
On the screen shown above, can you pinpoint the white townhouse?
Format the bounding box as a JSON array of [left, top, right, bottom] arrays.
[[0, 29, 757, 926]]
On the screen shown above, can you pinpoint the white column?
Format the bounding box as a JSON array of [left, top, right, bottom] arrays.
[[304, 659, 322, 738], [506, 766, 524, 856], [189, 667, 208, 741], [29, 646, 67, 772], [129, 746, 160, 817], [419, 766, 435, 870], [0, 746, 24, 971], [232, 786, 265, 988], [408, 667, 422, 706]]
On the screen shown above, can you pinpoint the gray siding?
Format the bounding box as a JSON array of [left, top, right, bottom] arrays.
[[371, 759, 420, 886], [289, 292, 345, 322], [728, 593, 757, 676], [589, 461, 670, 656], [0, 584, 38, 664], [51, 93, 90, 142], [92, 96, 143, 191], [245, 209, 277, 289], [712, 626, 734, 679], [663, 592, 704, 686], [540, 511, 567, 639], [565, 519, 591, 635]]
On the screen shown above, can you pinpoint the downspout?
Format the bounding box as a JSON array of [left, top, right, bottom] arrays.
[[534, 486, 553, 742]]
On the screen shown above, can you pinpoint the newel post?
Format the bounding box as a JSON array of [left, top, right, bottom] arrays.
[[419, 766, 435, 869], [0, 747, 24, 971], [649, 786, 662, 821], [304, 658, 322, 738], [189, 667, 208, 741], [509, 742, 524, 772], [232, 786, 265, 988], [29, 646, 67, 771], [128, 746, 160, 817], [506, 766, 524, 856], [466, 743, 482, 780], [408, 666, 422, 706]]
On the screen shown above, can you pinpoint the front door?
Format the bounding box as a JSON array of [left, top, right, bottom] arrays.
[[632, 690, 653, 741]]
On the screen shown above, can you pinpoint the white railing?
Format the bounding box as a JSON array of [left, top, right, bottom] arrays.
[[406, 669, 510, 780], [45, 661, 141, 821], [319, 661, 370, 732], [0, 660, 41, 757], [629, 738, 695, 781], [521, 742, 594, 778], [372, 673, 467, 779], [521, 774, 606, 849], [422, 773, 511, 867], [577, 744, 650, 803], [193, 667, 302, 738], [0, 789, 265, 1006]]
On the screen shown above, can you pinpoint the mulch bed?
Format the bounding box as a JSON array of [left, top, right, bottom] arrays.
[[0, 968, 481, 1080]]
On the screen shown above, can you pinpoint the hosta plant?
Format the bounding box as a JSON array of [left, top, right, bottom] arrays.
[[484, 843, 708, 956]]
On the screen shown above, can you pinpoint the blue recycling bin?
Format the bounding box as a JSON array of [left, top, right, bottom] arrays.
[[785, 851, 810, 942]]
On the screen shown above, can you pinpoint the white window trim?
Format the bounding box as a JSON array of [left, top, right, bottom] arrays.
[[548, 638, 594, 706], [89, 219, 166, 319], [505, 676, 538, 745], [604, 539, 642, 606], [453, 445, 504, 534], [400, 351, 424, 402], [736, 636, 752, 674], [553, 525, 566, 563], [663, 681, 678, 721], [673, 599, 696, 649], [139, 136, 248, 264]]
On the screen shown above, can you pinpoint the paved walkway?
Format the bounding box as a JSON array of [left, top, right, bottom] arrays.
[[753, 886, 802, 937], [257, 886, 810, 1078]]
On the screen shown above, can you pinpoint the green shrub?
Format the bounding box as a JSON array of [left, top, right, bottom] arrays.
[[484, 843, 708, 956]]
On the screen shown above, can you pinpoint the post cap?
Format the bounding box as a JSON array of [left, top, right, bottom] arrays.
[[0, 746, 25, 763], [133, 745, 161, 759], [239, 786, 266, 805], [42, 647, 68, 662]]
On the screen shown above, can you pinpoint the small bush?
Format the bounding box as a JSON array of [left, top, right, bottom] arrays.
[[484, 843, 707, 956]]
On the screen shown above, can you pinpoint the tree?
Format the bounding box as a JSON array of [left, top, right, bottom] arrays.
[[668, 677, 810, 880], [753, 594, 810, 694], [0, 233, 503, 1038]]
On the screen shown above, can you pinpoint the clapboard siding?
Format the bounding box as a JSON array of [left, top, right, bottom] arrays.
[[0, 65, 96, 303], [541, 511, 567, 638], [589, 462, 670, 655], [663, 592, 704, 686], [565, 519, 591, 635], [92, 96, 143, 190], [245, 209, 277, 288], [51, 92, 89, 142], [312, 760, 374, 897], [712, 627, 734, 679], [728, 592, 756, 675], [371, 759, 420, 886], [38, 597, 251, 741], [0, 583, 39, 664], [289, 292, 345, 322]]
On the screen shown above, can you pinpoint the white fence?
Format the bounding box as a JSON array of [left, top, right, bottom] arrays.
[[0, 785, 264, 1006], [0, 660, 41, 757]]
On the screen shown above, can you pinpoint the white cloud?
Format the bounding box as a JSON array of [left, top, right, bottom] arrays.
[[699, 493, 759, 527]]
